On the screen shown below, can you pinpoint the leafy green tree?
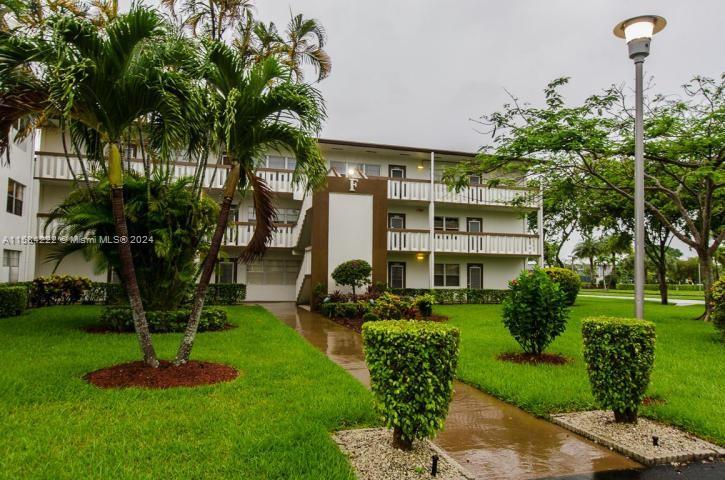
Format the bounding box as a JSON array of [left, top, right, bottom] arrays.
[[48, 173, 218, 310], [331, 260, 372, 297], [174, 42, 327, 365], [453, 76, 724, 320]]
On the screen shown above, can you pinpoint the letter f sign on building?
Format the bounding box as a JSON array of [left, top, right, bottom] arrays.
[[348, 178, 359, 192]]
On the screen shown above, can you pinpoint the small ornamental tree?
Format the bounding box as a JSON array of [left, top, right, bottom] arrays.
[[502, 268, 569, 355], [543, 267, 581, 306], [331, 259, 372, 297], [582, 317, 656, 423], [362, 321, 460, 450]]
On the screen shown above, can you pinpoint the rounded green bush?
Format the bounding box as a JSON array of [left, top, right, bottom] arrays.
[[544, 267, 581, 306], [362, 320, 460, 449], [582, 317, 656, 423], [0, 286, 28, 317], [362, 311, 379, 322], [710, 277, 725, 339], [502, 268, 570, 355], [414, 293, 435, 317]]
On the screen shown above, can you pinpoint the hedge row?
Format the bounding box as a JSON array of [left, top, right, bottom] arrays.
[[99, 307, 228, 333], [0, 286, 29, 318], [389, 288, 508, 304], [615, 283, 703, 292]]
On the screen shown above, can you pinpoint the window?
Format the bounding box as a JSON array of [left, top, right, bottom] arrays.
[[215, 259, 237, 283], [467, 217, 482, 233], [364, 164, 381, 177], [331, 161, 347, 176], [467, 264, 483, 289], [469, 174, 482, 186], [286, 158, 297, 170], [123, 143, 137, 159], [389, 165, 406, 179], [3, 249, 20, 283], [434, 216, 459, 231], [388, 262, 406, 289], [434, 264, 460, 287], [267, 155, 286, 169], [388, 213, 406, 229], [6, 179, 24, 216], [247, 207, 298, 224], [246, 259, 300, 285], [434, 162, 454, 182]]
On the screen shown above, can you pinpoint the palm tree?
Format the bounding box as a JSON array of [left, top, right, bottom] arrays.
[[161, 0, 253, 41], [0, 7, 196, 366], [174, 42, 327, 364], [573, 235, 601, 287], [244, 14, 331, 83]]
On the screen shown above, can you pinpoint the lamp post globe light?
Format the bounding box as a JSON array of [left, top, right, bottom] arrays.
[[613, 15, 666, 320]]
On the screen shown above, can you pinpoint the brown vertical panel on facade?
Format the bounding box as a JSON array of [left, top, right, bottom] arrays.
[[309, 177, 388, 300]]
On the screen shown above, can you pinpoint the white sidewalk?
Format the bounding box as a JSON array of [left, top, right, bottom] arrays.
[[578, 294, 705, 307]]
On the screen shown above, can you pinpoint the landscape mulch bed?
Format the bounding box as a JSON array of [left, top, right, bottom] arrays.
[[82, 324, 237, 334], [84, 360, 239, 389], [329, 314, 449, 333], [497, 352, 570, 365]]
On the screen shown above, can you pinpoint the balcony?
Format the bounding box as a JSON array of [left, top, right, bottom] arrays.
[[387, 229, 539, 256], [387, 179, 537, 208], [224, 222, 294, 248], [33, 152, 302, 195]]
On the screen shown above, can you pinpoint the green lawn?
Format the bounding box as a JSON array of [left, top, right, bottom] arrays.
[[0, 305, 377, 480], [580, 288, 705, 300], [437, 297, 724, 446]]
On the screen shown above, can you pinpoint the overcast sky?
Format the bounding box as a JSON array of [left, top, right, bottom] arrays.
[[129, 0, 723, 259]]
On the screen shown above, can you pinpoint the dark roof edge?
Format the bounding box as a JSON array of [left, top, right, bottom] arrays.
[[317, 138, 477, 158]]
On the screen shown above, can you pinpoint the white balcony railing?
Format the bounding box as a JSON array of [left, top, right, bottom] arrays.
[[34, 152, 304, 194], [387, 229, 539, 256], [387, 179, 537, 208], [223, 222, 294, 248]]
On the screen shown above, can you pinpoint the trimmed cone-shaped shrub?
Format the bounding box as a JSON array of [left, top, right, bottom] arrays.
[[0, 286, 28, 317], [710, 277, 725, 340], [362, 320, 460, 450], [502, 268, 569, 355], [582, 317, 656, 423], [544, 267, 581, 306]]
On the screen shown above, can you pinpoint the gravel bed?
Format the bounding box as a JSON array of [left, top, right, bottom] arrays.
[[333, 428, 473, 480], [551, 410, 725, 466]]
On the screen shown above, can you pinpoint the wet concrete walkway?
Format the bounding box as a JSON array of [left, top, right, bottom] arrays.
[[260, 303, 640, 480]]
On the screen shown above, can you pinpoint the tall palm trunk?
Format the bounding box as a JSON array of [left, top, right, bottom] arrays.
[[108, 144, 159, 367], [175, 163, 241, 364]]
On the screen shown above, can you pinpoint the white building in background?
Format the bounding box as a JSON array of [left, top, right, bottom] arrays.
[[3, 128, 543, 303]]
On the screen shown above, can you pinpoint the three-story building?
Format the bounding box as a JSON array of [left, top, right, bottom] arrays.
[[4, 129, 543, 303]]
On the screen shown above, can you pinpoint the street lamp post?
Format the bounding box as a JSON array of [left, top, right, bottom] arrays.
[[613, 15, 667, 319]]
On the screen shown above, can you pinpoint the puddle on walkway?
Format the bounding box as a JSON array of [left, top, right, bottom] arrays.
[[260, 303, 640, 480]]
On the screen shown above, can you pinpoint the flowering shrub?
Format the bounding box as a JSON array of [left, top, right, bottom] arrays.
[[30, 275, 92, 307], [372, 292, 414, 320]]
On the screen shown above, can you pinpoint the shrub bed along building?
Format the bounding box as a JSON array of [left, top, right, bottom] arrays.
[[99, 307, 229, 333]]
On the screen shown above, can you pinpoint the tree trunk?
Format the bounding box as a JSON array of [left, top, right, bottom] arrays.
[[698, 250, 714, 322], [175, 164, 241, 365], [392, 427, 413, 450], [657, 242, 668, 305], [110, 186, 158, 367], [589, 257, 595, 288], [613, 408, 638, 423]]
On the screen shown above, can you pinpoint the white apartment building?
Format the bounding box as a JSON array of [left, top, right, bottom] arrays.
[[2, 129, 543, 303]]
